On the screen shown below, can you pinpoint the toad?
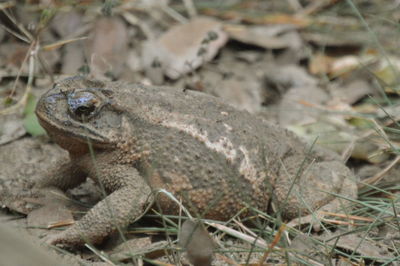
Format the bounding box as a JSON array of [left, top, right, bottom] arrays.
[[34, 76, 357, 246]]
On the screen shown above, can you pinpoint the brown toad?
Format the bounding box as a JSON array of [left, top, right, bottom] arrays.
[[35, 76, 357, 246]]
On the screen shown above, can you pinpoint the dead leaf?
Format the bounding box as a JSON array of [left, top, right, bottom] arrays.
[[329, 79, 374, 105], [264, 64, 317, 88], [301, 30, 366, 47], [309, 53, 334, 75], [197, 58, 264, 113], [373, 57, 400, 92], [85, 17, 128, 79], [0, 41, 59, 76], [289, 121, 390, 164], [27, 201, 74, 229], [289, 234, 328, 263], [179, 219, 215, 266], [142, 16, 228, 81], [0, 114, 26, 145], [110, 238, 169, 262], [310, 53, 377, 78], [50, 10, 86, 74], [0, 224, 67, 266], [51, 10, 84, 38], [278, 85, 328, 127], [224, 24, 302, 50], [319, 231, 391, 261]]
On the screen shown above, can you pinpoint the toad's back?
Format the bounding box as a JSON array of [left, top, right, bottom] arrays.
[[117, 84, 314, 218]]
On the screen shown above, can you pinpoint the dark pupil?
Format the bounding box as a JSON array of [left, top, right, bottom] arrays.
[[68, 91, 99, 120], [75, 105, 95, 117]]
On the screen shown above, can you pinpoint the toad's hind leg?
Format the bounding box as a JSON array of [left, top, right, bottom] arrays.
[[273, 159, 357, 222]]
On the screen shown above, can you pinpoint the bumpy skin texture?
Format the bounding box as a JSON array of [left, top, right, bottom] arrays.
[[35, 76, 357, 246]]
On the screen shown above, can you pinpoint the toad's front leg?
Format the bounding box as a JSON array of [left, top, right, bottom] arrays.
[[46, 165, 153, 247]]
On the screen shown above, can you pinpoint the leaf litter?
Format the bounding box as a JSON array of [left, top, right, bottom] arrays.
[[0, 0, 400, 265]]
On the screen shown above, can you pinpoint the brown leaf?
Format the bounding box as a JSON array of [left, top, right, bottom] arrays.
[[110, 238, 169, 262], [142, 16, 228, 81], [319, 231, 391, 261], [27, 200, 74, 229], [85, 17, 128, 78], [0, 114, 26, 145], [179, 219, 215, 266], [225, 24, 302, 50], [329, 79, 374, 105], [0, 224, 66, 266]]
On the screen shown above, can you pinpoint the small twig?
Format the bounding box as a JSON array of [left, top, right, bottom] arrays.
[[340, 117, 392, 163], [0, 41, 38, 115], [257, 224, 286, 265], [0, 0, 15, 10], [182, 0, 197, 17], [85, 244, 116, 265], [206, 222, 268, 249], [161, 4, 188, 24], [320, 218, 361, 226], [0, 23, 30, 43], [2, 8, 33, 42], [287, 0, 303, 11], [359, 156, 400, 189], [299, 0, 344, 16], [233, 219, 258, 238], [320, 211, 375, 222], [48, 220, 75, 229], [42, 36, 88, 51]]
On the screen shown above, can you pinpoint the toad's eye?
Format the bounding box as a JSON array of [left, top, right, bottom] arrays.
[[75, 105, 96, 117], [68, 91, 100, 121]]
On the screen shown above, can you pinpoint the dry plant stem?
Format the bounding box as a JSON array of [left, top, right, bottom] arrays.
[[320, 211, 374, 222], [1, 22, 30, 43], [371, 119, 390, 146], [48, 220, 75, 229], [321, 218, 360, 226], [10, 42, 31, 96], [341, 139, 354, 163], [257, 224, 286, 266], [300, 0, 344, 16], [144, 260, 174, 266], [2, 8, 33, 42], [0, 1, 15, 10], [42, 37, 88, 51], [342, 118, 391, 164], [206, 222, 268, 249], [85, 244, 116, 265], [0, 41, 38, 115], [182, 0, 197, 17], [233, 219, 259, 239], [359, 156, 400, 189], [161, 4, 188, 23], [287, 0, 302, 11]]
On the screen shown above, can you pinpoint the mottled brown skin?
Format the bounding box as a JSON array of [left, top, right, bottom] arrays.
[[35, 76, 357, 246]]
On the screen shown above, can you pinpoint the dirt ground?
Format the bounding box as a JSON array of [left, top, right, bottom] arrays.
[[1, 1, 400, 265]]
